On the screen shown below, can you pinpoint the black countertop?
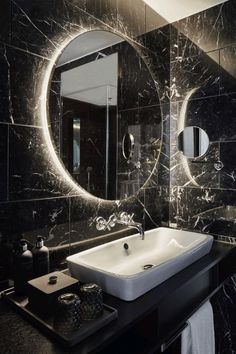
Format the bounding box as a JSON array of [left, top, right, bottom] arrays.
[[0, 241, 235, 354]]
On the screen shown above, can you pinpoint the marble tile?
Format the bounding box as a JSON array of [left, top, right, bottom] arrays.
[[170, 52, 220, 102], [212, 276, 236, 354], [7, 47, 49, 126], [118, 40, 159, 110], [143, 26, 170, 104], [49, 120, 61, 156], [173, 30, 204, 61], [118, 190, 145, 224], [0, 125, 8, 201], [137, 57, 161, 108], [49, 69, 61, 123], [144, 186, 169, 229], [220, 45, 236, 94], [68, 0, 87, 11], [217, 93, 236, 141], [171, 143, 221, 189], [84, 0, 102, 18], [157, 103, 170, 186], [169, 25, 179, 63], [117, 108, 146, 199], [0, 45, 11, 124], [118, 44, 139, 110], [171, 186, 236, 236], [117, 105, 162, 198], [11, 0, 102, 58], [175, 1, 236, 54], [0, 202, 14, 235], [170, 151, 188, 188], [0, 1, 11, 43], [207, 218, 236, 238], [117, 0, 145, 39], [49, 69, 62, 154], [138, 105, 162, 182], [218, 0, 236, 49], [180, 95, 222, 142], [219, 142, 236, 189], [174, 35, 220, 64], [11, 0, 66, 57], [100, 0, 118, 24], [0, 197, 70, 269], [8, 125, 68, 200], [190, 142, 220, 186], [86, 0, 118, 26], [18, 199, 69, 245], [217, 189, 236, 208], [173, 187, 220, 232], [169, 186, 182, 228]]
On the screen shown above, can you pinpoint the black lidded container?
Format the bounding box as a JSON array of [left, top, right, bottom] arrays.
[[32, 236, 49, 277], [13, 239, 33, 295], [27, 272, 78, 316]]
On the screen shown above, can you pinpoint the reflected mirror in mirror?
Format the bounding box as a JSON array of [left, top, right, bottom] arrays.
[[49, 30, 161, 200], [122, 133, 135, 161], [178, 126, 210, 158]]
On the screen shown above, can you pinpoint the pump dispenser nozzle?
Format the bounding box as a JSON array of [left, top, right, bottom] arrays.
[[19, 239, 28, 252], [36, 236, 44, 248], [33, 237, 49, 277]]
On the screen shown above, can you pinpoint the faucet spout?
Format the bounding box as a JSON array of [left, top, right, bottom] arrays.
[[130, 223, 145, 240], [117, 221, 145, 240]]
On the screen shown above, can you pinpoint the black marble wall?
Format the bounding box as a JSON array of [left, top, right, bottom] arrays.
[[0, 0, 234, 254], [1, 0, 234, 277], [0, 1, 236, 352], [168, 5, 236, 351], [0, 0, 169, 277], [212, 274, 236, 354], [169, 0, 236, 240]]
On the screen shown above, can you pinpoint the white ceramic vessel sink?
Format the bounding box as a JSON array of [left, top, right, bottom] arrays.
[[67, 227, 213, 301]]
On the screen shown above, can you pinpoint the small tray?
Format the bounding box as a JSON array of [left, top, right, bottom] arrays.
[[2, 288, 118, 347]]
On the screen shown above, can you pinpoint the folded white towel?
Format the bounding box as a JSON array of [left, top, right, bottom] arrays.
[[181, 301, 215, 354]]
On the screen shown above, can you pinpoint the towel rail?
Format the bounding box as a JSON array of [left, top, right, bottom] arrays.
[[160, 322, 188, 352]]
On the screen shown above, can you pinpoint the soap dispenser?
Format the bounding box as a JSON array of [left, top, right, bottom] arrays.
[[13, 239, 33, 295], [32, 236, 49, 277]]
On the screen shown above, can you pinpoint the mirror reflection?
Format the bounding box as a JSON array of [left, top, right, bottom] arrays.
[[122, 133, 135, 161], [49, 30, 161, 200], [178, 126, 210, 158]]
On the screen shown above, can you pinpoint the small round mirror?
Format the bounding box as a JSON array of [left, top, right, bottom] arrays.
[[178, 126, 210, 158], [122, 133, 135, 160]]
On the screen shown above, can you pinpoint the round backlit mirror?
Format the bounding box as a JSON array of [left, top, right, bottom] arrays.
[[178, 126, 210, 158], [49, 30, 161, 200]]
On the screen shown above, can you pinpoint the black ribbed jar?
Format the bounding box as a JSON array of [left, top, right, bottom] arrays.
[[79, 283, 103, 321], [54, 293, 82, 334]]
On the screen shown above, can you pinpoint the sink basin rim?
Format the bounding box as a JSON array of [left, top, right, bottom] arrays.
[[67, 228, 213, 279]]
